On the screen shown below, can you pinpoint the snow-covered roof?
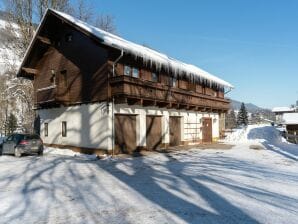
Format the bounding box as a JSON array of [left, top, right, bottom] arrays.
[[19, 8, 233, 89], [282, 113, 298, 125], [272, 107, 295, 113]]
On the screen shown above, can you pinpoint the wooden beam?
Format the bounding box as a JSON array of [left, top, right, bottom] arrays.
[[37, 35, 51, 45], [22, 67, 38, 75]]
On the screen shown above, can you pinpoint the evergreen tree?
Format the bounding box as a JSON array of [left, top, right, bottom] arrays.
[[237, 103, 249, 126], [4, 113, 18, 135], [225, 109, 237, 129]]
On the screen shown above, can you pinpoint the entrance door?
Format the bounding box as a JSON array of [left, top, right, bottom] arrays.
[[114, 114, 137, 153], [202, 117, 212, 143], [169, 116, 181, 146], [146, 116, 162, 150]]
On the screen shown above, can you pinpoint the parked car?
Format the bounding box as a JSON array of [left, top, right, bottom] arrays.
[[0, 133, 43, 157]]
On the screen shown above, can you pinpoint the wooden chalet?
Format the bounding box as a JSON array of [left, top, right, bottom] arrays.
[[17, 9, 233, 154]]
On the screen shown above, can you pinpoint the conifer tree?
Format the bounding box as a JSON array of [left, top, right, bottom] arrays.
[[226, 109, 237, 129], [237, 103, 248, 126]]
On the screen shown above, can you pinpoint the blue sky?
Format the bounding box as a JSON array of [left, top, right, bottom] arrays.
[[1, 0, 297, 109], [89, 0, 298, 109]]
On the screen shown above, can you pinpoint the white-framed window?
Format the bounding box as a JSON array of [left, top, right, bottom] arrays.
[[124, 65, 131, 76]]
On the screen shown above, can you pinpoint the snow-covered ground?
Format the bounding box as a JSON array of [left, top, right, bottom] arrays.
[[0, 125, 297, 224]]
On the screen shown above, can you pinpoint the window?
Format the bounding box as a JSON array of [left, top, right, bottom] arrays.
[[62, 121, 67, 137], [44, 123, 48, 137], [152, 72, 158, 82], [171, 77, 177, 87], [124, 65, 131, 76], [132, 68, 139, 78]]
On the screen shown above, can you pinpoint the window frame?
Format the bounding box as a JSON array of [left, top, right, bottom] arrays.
[[62, 121, 67, 137], [132, 67, 139, 78], [151, 72, 159, 82], [171, 77, 177, 87], [124, 65, 131, 76], [44, 123, 48, 137]]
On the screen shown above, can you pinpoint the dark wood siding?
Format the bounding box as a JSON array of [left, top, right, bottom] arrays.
[[179, 79, 188, 90], [146, 116, 162, 150], [114, 114, 137, 153], [169, 116, 181, 146], [34, 15, 109, 106], [202, 117, 212, 143]]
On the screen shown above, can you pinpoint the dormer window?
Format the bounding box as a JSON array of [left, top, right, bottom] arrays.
[[124, 65, 131, 76], [132, 68, 139, 78]]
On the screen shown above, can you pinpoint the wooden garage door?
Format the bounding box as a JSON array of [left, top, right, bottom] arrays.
[[146, 116, 162, 150], [115, 114, 137, 153], [202, 117, 212, 143], [169, 116, 181, 146]]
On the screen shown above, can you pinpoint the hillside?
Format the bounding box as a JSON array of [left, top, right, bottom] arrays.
[[0, 11, 20, 74], [230, 99, 264, 112]]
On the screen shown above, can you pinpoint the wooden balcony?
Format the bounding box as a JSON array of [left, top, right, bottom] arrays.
[[34, 85, 69, 108], [110, 76, 230, 111]]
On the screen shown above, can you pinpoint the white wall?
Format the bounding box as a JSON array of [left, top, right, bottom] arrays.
[[39, 102, 220, 150], [39, 102, 111, 149], [115, 104, 220, 146]]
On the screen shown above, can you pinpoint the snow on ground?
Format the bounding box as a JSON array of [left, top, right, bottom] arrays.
[[44, 147, 99, 160], [0, 125, 297, 224], [225, 124, 298, 161]]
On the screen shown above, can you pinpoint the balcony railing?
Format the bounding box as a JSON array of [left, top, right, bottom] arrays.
[[35, 85, 69, 108], [110, 75, 230, 110], [36, 86, 56, 105]]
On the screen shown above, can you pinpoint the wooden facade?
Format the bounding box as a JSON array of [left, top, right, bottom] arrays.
[[17, 9, 233, 153], [18, 11, 230, 112]]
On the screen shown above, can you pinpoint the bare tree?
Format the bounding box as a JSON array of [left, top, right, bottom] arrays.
[[1, 0, 116, 133], [95, 14, 116, 33], [36, 0, 71, 21], [71, 0, 116, 33]]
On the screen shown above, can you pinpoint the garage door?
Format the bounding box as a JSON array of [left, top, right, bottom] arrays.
[[202, 117, 212, 143], [169, 116, 181, 146], [115, 114, 137, 153], [146, 116, 162, 150]]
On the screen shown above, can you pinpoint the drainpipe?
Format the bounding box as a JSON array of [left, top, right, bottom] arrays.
[[111, 49, 124, 157]]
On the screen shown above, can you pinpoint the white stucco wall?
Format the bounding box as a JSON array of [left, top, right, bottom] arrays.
[[115, 104, 220, 146], [39, 102, 220, 150], [39, 102, 111, 149]]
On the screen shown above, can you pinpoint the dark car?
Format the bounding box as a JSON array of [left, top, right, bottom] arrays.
[[0, 133, 43, 157]]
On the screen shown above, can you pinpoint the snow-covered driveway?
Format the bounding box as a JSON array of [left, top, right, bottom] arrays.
[[0, 125, 297, 224]]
